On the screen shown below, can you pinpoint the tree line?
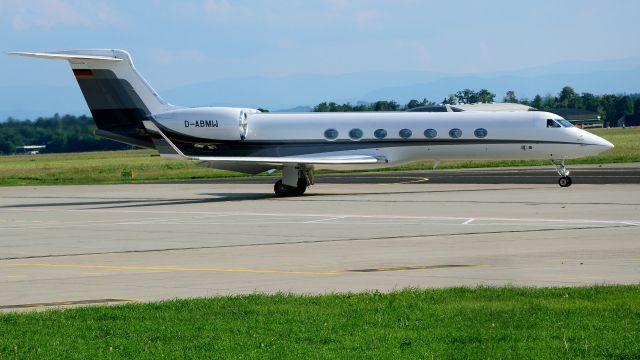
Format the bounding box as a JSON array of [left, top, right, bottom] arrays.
[[313, 86, 640, 126], [0, 114, 131, 155], [501, 86, 640, 125]]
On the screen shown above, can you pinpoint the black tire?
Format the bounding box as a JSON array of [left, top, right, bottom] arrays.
[[274, 180, 289, 197], [294, 178, 307, 195], [558, 176, 572, 187]]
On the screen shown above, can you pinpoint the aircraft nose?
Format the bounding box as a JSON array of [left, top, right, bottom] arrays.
[[579, 130, 614, 155], [597, 135, 614, 149]]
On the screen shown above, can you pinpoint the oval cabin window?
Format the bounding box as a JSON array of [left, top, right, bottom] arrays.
[[374, 129, 387, 139], [399, 129, 413, 139], [349, 128, 363, 140], [424, 128, 437, 138], [474, 128, 488, 138], [324, 128, 339, 140], [449, 128, 462, 138]]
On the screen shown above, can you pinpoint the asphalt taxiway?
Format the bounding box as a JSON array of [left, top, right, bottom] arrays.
[[1, 165, 639, 310]]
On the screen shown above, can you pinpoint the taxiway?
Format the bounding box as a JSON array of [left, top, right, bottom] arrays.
[[1, 166, 639, 310]]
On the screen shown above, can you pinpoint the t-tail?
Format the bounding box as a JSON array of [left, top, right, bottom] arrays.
[[9, 49, 179, 148]]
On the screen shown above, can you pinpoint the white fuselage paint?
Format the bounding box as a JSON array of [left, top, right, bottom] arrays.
[[154, 108, 614, 170]]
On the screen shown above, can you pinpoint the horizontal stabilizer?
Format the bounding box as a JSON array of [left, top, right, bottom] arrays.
[[9, 51, 122, 61], [142, 120, 387, 166]]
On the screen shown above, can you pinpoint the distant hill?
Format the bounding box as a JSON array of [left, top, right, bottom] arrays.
[[2, 57, 639, 119]]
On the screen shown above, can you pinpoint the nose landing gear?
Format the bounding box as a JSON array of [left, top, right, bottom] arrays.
[[274, 165, 314, 197], [551, 159, 572, 187]]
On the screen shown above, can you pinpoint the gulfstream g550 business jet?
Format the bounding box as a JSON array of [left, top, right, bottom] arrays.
[[10, 49, 614, 196]]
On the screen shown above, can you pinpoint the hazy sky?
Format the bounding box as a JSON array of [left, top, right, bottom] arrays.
[[2, 0, 639, 91]]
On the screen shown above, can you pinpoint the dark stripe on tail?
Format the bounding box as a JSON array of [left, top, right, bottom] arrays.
[[73, 69, 154, 148]]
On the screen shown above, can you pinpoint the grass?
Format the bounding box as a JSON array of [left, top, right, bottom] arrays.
[[0, 286, 639, 359], [0, 150, 243, 186], [0, 127, 638, 186]]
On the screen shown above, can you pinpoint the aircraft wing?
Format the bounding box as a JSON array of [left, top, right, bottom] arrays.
[[142, 120, 387, 166]]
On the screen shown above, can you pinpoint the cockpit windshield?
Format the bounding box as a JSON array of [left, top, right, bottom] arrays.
[[547, 119, 574, 128], [557, 119, 575, 127]]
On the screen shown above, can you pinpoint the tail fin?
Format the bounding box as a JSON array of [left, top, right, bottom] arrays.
[[9, 49, 179, 148]]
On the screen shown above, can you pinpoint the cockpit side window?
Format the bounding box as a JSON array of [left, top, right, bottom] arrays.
[[547, 119, 561, 128]]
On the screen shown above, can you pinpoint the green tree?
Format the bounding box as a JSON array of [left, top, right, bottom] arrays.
[[313, 102, 330, 112], [615, 96, 634, 118], [373, 100, 399, 111], [405, 98, 434, 109], [518, 97, 530, 106], [455, 89, 477, 104], [406, 99, 421, 109], [558, 86, 578, 108], [503, 90, 518, 103], [531, 94, 543, 109], [580, 93, 599, 112], [442, 94, 457, 105], [477, 89, 496, 103]]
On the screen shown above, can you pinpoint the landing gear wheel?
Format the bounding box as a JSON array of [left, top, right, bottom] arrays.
[[558, 176, 572, 187], [293, 178, 307, 195], [274, 179, 307, 197], [274, 180, 289, 197]]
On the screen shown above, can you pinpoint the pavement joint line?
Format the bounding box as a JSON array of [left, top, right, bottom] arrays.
[[0, 223, 633, 261], [303, 216, 347, 224], [2, 263, 480, 275]]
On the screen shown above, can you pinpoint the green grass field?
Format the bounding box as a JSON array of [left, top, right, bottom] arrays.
[[0, 127, 638, 186], [1, 286, 638, 359]]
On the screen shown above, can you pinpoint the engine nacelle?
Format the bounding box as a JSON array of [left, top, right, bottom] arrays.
[[151, 107, 258, 140]]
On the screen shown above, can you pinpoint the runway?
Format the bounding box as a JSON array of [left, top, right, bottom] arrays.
[[1, 165, 639, 310]]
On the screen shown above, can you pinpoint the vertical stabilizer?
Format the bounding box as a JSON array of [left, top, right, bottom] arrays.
[[10, 49, 180, 148]]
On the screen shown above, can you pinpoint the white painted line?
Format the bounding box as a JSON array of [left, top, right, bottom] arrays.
[[462, 218, 475, 225], [68, 209, 638, 225], [303, 216, 346, 224]]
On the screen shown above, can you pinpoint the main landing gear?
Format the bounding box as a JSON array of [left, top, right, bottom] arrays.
[[551, 159, 572, 187], [274, 165, 314, 197]]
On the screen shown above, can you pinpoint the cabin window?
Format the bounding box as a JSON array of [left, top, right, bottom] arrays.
[[349, 128, 363, 140], [374, 129, 387, 139], [324, 128, 339, 140], [399, 129, 413, 139], [449, 128, 462, 138], [424, 128, 437, 138], [474, 128, 488, 138], [547, 119, 561, 128]]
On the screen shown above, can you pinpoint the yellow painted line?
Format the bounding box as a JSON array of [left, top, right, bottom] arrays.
[[387, 177, 430, 185], [8, 263, 341, 276]]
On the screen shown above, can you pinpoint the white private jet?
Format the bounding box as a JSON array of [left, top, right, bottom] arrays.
[[10, 49, 614, 196]]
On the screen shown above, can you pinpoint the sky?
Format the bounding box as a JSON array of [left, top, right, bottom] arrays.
[[1, 0, 640, 92]]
